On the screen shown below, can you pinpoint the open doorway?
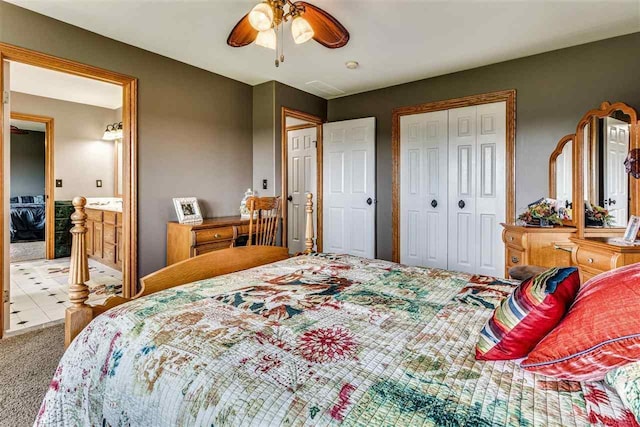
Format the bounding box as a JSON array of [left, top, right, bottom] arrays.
[[0, 43, 138, 337], [280, 108, 323, 254]]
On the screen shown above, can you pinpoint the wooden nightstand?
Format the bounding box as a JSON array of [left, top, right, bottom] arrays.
[[570, 237, 640, 282]]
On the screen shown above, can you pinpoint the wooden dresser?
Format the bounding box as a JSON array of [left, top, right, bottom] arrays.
[[570, 237, 640, 282], [85, 208, 123, 271], [167, 216, 254, 265], [501, 223, 577, 277]]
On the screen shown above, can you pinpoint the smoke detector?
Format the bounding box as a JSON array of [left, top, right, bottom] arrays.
[[345, 61, 359, 70]]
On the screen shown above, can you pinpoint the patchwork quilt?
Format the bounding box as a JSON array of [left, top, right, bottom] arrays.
[[37, 254, 636, 426]]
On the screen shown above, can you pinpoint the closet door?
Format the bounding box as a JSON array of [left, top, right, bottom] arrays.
[[448, 106, 478, 274], [448, 103, 506, 276], [400, 111, 448, 268]]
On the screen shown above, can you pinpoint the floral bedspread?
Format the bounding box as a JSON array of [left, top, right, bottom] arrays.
[[37, 254, 636, 426]]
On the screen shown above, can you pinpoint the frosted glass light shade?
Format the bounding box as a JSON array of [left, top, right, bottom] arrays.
[[248, 3, 274, 31], [255, 29, 277, 50], [291, 16, 313, 44]]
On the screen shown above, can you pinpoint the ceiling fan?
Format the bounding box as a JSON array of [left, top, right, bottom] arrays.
[[227, 0, 349, 67], [10, 125, 29, 135]]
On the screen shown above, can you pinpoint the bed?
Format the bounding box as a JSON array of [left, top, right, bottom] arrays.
[[10, 196, 45, 243], [37, 252, 633, 426]]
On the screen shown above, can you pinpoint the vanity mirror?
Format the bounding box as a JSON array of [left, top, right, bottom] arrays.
[[549, 134, 574, 223], [574, 102, 639, 238]]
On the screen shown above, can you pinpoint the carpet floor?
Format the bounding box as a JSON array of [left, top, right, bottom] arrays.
[[0, 324, 64, 427], [9, 242, 45, 263]]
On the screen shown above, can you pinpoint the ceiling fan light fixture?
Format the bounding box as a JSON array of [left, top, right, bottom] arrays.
[[255, 28, 277, 50], [291, 16, 314, 44], [248, 2, 274, 31]]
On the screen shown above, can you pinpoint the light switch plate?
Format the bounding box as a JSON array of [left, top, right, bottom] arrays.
[[96, 179, 103, 188]]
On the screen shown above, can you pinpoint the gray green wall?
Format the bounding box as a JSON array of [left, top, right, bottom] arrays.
[[327, 32, 640, 261], [0, 1, 253, 276], [10, 130, 44, 198], [252, 81, 326, 196]]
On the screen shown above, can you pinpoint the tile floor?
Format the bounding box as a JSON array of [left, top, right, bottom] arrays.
[[8, 257, 122, 334]]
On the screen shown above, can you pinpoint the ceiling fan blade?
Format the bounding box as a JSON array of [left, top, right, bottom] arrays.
[[227, 13, 258, 47], [295, 2, 349, 49]]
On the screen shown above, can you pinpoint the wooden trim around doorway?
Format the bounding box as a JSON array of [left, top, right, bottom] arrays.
[[281, 107, 324, 252], [391, 89, 517, 263], [0, 42, 138, 337], [10, 112, 55, 259]]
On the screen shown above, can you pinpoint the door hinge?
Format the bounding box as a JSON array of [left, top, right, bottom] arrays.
[[2, 91, 8, 104], [3, 289, 8, 304]]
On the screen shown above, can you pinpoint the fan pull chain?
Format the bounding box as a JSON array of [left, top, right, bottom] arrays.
[[275, 25, 279, 67], [280, 22, 285, 64]]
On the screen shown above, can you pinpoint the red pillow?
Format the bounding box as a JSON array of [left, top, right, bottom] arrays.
[[476, 267, 580, 360], [522, 263, 640, 381]]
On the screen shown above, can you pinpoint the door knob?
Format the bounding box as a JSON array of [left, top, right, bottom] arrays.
[[458, 200, 466, 209], [607, 198, 616, 206], [431, 199, 438, 208], [366, 197, 373, 205], [287, 195, 293, 202]]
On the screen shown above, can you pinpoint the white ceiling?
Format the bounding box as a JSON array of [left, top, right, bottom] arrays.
[[11, 119, 45, 132], [9, 61, 122, 109], [7, 0, 640, 99]]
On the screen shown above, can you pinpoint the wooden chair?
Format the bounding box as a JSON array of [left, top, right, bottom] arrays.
[[247, 196, 282, 246]]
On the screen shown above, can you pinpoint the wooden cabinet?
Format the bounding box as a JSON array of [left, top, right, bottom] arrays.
[[85, 208, 122, 271], [167, 217, 254, 265], [571, 237, 640, 282], [501, 223, 577, 277]]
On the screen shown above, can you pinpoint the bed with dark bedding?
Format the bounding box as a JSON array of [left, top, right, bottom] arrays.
[[10, 196, 45, 243], [36, 253, 634, 426]]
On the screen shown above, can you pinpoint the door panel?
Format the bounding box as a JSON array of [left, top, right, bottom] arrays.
[[323, 118, 376, 258], [400, 111, 448, 267], [448, 106, 477, 274], [287, 127, 317, 254], [474, 102, 506, 277], [2, 61, 9, 330]]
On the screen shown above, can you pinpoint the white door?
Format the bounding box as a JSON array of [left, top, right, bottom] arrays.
[[323, 118, 376, 258], [2, 61, 10, 329], [448, 102, 506, 276], [604, 117, 629, 227], [287, 126, 317, 254], [400, 111, 448, 268], [555, 141, 573, 204]]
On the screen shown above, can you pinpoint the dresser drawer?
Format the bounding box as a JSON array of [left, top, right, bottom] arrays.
[[194, 226, 235, 245], [192, 240, 233, 256], [506, 247, 525, 267], [504, 230, 525, 250], [575, 247, 612, 272], [86, 209, 103, 222]]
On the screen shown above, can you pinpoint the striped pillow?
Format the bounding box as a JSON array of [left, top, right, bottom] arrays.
[[476, 267, 580, 361]]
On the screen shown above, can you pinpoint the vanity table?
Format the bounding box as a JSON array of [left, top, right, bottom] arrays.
[[503, 101, 640, 281]]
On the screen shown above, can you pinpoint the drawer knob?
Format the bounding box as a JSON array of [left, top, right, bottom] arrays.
[[509, 236, 514, 241], [587, 258, 594, 264], [214, 233, 221, 238], [511, 256, 519, 264]]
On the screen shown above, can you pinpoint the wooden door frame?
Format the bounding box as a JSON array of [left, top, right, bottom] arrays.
[[0, 42, 138, 336], [391, 89, 516, 263], [281, 107, 324, 252], [10, 112, 55, 259]]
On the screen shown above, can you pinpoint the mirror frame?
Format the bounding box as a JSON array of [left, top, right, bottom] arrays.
[[573, 101, 639, 238], [549, 134, 575, 226]]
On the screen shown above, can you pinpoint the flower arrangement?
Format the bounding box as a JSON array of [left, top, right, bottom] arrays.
[[517, 198, 564, 227], [585, 204, 614, 227]]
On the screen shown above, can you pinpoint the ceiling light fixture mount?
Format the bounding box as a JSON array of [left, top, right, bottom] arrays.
[[345, 61, 359, 70], [228, 1, 349, 68]]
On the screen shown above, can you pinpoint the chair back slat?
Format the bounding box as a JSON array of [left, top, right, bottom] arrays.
[[247, 196, 282, 247]]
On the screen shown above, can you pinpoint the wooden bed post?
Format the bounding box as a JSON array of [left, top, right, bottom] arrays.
[[64, 196, 92, 348], [305, 193, 315, 254]]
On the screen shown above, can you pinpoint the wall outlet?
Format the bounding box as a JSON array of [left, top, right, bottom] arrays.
[[262, 179, 268, 190], [55, 179, 62, 187], [96, 179, 103, 188]]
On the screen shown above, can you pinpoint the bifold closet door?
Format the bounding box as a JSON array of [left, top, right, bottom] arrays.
[[400, 111, 448, 268], [448, 102, 506, 276]]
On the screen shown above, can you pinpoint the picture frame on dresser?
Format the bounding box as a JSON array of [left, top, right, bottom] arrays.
[[622, 215, 640, 243], [173, 197, 203, 224]]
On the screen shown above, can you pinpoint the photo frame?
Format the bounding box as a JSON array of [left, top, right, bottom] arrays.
[[622, 215, 640, 243], [173, 197, 203, 224]]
